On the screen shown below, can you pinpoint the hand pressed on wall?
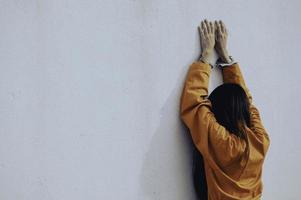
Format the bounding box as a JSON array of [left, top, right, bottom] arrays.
[[198, 19, 215, 64], [214, 20, 232, 64]]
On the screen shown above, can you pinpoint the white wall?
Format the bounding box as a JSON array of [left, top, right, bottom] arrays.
[[0, 0, 300, 199]]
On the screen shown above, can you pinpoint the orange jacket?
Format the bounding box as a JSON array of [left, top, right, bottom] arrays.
[[180, 61, 270, 200]]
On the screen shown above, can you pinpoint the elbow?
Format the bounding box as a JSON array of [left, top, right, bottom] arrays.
[[263, 134, 270, 156]]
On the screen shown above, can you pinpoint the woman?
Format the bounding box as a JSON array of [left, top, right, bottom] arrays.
[[180, 19, 270, 200]]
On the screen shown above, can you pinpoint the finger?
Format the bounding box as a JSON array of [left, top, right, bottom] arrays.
[[209, 21, 214, 33], [205, 19, 210, 33], [202, 21, 208, 35], [220, 23, 224, 35], [224, 24, 228, 35], [225, 27, 228, 35], [220, 20, 225, 33], [201, 21, 204, 34], [201, 29, 205, 38], [222, 21, 227, 34], [198, 25, 204, 38], [199, 24, 205, 37], [217, 21, 222, 35], [215, 20, 219, 33]]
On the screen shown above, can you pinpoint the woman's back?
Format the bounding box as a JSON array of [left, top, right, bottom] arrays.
[[180, 61, 270, 199], [205, 125, 268, 199]]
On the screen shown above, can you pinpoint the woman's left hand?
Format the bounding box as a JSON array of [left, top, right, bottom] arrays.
[[198, 19, 215, 63]]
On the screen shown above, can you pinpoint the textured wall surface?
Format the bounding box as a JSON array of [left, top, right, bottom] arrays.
[[0, 0, 300, 199]]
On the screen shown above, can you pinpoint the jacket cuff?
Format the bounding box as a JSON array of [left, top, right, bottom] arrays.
[[215, 56, 237, 68], [198, 58, 214, 69]]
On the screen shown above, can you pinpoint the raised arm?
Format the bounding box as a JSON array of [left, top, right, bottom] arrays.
[[214, 20, 252, 102], [180, 20, 215, 156], [180, 20, 247, 165], [222, 63, 253, 103], [215, 21, 270, 154], [221, 63, 270, 155], [180, 60, 246, 165]]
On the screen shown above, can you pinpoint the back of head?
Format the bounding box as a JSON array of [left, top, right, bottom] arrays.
[[208, 83, 251, 140]]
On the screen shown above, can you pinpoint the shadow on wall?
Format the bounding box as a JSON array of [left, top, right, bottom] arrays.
[[138, 64, 199, 200]]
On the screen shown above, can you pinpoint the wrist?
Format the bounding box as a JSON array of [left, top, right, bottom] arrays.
[[201, 49, 214, 57], [220, 56, 232, 63], [219, 50, 232, 63], [201, 50, 213, 62]]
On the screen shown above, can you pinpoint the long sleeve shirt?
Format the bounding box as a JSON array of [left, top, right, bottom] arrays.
[[180, 61, 270, 200]]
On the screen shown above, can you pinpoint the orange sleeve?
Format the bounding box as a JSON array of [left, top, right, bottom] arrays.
[[221, 63, 253, 103], [222, 63, 270, 155], [180, 61, 246, 167]]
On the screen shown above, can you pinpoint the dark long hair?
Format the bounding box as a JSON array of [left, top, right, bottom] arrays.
[[193, 83, 251, 200]]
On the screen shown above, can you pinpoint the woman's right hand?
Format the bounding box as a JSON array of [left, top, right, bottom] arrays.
[[215, 20, 232, 63]]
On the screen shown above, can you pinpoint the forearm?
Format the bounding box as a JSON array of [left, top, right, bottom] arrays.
[[222, 63, 253, 103]]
